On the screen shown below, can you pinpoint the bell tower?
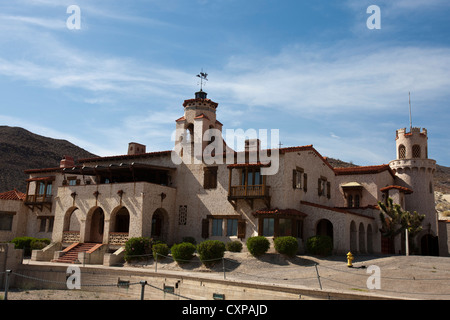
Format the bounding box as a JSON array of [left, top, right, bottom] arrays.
[[174, 71, 224, 163], [389, 127, 438, 254]]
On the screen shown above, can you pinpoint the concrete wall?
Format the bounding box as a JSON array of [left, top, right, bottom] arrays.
[[11, 264, 392, 300]]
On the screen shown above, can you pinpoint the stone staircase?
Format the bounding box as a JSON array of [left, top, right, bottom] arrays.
[[53, 243, 102, 263]]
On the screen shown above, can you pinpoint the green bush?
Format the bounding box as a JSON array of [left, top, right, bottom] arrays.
[[152, 243, 169, 261], [225, 240, 243, 252], [182, 236, 197, 245], [30, 238, 51, 251], [197, 240, 226, 267], [171, 242, 196, 263], [246, 236, 270, 257], [11, 237, 50, 256], [306, 235, 333, 256], [124, 237, 152, 262], [274, 236, 298, 257]]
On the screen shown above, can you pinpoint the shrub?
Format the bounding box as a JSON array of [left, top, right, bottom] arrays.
[[11, 237, 50, 256], [124, 237, 152, 262], [30, 238, 51, 251], [225, 240, 243, 252], [152, 243, 169, 261], [182, 236, 197, 245], [171, 242, 196, 264], [274, 236, 298, 257], [306, 235, 333, 256], [246, 236, 270, 257], [197, 240, 225, 267]]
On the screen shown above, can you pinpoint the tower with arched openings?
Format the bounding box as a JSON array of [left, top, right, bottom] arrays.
[[389, 127, 438, 255]]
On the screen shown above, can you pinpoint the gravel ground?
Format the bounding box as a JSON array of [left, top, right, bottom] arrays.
[[3, 252, 450, 300]]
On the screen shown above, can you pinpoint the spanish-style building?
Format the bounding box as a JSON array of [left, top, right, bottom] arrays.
[[1, 89, 448, 263]]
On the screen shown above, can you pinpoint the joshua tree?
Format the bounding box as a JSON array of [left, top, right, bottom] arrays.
[[378, 197, 425, 254], [378, 197, 406, 239]]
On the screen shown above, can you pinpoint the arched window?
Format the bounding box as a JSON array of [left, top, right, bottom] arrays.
[[412, 145, 421, 158], [398, 145, 406, 159]]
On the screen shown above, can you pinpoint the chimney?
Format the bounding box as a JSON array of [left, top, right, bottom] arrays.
[[128, 142, 146, 155], [60, 155, 75, 168], [245, 139, 261, 152]]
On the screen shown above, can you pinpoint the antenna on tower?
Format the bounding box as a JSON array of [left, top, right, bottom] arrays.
[[409, 91, 413, 131]]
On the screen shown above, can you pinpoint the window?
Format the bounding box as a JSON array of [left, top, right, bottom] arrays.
[[355, 194, 360, 208], [67, 177, 80, 186], [293, 167, 304, 189], [204, 167, 218, 189], [348, 195, 353, 208], [38, 217, 54, 233], [39, 218, 46, 232], [0, 212, 14, 231], [226, 219, 238, 236], [278, 218, 292, 236], [212, 219, 223, 236], [412, 145, 421, 158], [318, 177, 328, 197], [241, 168, 262, 186], [178, 205, 187, 225], [263, 218, 274, 236], [399, 145, 406, 159]]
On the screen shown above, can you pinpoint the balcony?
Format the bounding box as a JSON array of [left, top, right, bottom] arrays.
[[228, 185, 271, 209], [24, 194, 53, 211]]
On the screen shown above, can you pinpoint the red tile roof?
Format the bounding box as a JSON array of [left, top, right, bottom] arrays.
[[227, 162, 271, 168], [300, 201, 375, 220], [334, 164, 395, 178], [175, 116, 186, 122], [78, 150, 173, 163], [194, 113, 210, 120], [183, 98, 218, 109], [380, 185, 413, 194], [0, 189, 26, 201], [253, 208, 308, 217], [279, 145, 334, 171], [24, 167, 61, 174]]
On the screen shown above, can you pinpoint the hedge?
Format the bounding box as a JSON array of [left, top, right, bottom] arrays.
[[152, 243, 169, 261], [10, 237, 50, 256], [225, 240, 243, 252], [171, 242, 196, 263], [124, 237, 152, 262], [274, 236, 298, 257], [246, 236, 270, 257], [197, 240, 225, 267], [306, 235, 333, 256]]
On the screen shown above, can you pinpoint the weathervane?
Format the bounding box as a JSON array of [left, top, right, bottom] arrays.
[[196, 69, 208, 91]]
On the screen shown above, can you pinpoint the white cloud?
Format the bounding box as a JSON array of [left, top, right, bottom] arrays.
[[212, 44, 450, 117]]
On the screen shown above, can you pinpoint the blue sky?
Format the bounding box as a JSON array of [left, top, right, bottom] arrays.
[[1, 0, 450, 166]]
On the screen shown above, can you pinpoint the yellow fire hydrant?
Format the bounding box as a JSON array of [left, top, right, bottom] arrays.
[[347, 252, 354, 268]]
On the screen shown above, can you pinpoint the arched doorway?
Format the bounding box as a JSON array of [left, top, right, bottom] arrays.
[[316, 219, 333, 245], [111, 206, 130, 232], [63, 207, 81, 232], [62, 207, 82, 243], [359, 223, 366, 253], [367, 224, 374, 254], [420, 234, 439, 256], [87, 207, 104, 243], [350, 221, 357, 252], [151, 208, 168, 241]]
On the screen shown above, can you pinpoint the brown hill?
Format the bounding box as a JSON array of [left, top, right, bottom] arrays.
[[0, 126, 97, 193]]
